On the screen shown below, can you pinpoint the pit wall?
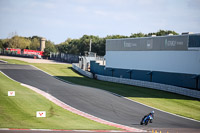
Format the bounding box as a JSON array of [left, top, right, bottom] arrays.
[[72, 62, 200, 99], [90, 61, 200, 90]]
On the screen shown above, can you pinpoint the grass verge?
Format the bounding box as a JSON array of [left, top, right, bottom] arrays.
[[1, 58, 200, 121], [0, 72, 119, 130]]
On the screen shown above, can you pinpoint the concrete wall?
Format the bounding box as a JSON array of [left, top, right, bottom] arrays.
[[73, 62, 200, 99], [90, 61, 200, 89], [105, 51, 200, 75], [96, 74, 200, 99], [72, 63, 93, 78]]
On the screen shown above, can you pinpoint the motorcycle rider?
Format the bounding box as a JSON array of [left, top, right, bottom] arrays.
[[142, 111, 154, 123]]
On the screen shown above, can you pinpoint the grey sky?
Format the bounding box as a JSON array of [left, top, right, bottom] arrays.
[[0, 0, 200, 44]]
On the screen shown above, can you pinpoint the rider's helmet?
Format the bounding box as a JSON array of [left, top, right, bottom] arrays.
[[151, 111, 154, 114]]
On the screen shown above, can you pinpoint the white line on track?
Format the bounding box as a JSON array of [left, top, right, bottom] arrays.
[[27, 65, 200, 123], [0, 70, 145, 132]]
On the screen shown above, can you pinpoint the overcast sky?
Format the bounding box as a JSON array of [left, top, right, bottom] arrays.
[[0, 0, 200, 44]]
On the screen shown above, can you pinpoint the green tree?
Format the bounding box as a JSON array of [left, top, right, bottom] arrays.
[[8, 36, 31, 49], [130, 32, 145, 38], [69, 39, 80, 54], [30, 38, 40, 50], [106, 35, 128, 39], [56, 38, 72, 53], [0, 40, 3, 49], [56, 30, 179, 56], [1, 39, 9, 48], [43, 40, 57, 57], [154, 30, 178, 36]]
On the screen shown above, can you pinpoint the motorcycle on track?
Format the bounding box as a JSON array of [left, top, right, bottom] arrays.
[[140, 114, 153, 125]]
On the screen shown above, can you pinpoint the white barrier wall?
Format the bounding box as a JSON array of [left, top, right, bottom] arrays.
[[96, 74, 200, 99], [72, 63, 93, 78], [105, 51, 200, 74], [72, 63, 200, 99]]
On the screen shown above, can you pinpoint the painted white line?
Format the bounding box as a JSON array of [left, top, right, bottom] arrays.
[[0, 71, 145, 132], [0, 71, 19, 83], [111, 92, 200, 123], [0, 128, 130, 132], [17, 64, 200, 122], [30, 129, 52, 131], [30, 65, 73, 84], [20, 83, 145, 132], [30, 65, 54, 76], [0, 60, 8, 63], [2, 64, 199, 130], [0, 128, 9, 130], [73, 130, 94, 132]]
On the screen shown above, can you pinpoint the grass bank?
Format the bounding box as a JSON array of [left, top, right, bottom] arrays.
[[0, 72, 118, 130], [1, 58, 200, 121]]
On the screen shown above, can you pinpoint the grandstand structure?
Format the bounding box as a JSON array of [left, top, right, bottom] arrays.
[[91, 33, 200, 90]]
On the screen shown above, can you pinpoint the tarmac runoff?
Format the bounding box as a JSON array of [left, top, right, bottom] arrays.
[[0, 64, 200, 133]]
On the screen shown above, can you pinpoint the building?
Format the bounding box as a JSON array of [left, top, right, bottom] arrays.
[[105, 33, 200, 75], [91, 33, 200, 90]]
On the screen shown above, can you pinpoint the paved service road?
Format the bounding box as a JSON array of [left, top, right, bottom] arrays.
[[0, 64, 199, 132]]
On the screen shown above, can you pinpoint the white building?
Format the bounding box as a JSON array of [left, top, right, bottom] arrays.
[[105, 33, 200, 75]]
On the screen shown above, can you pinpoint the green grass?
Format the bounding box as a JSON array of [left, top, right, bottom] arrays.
[[0, 58, 29, 65], [1, 58, 200, 121], [0, 72, 119, 130]]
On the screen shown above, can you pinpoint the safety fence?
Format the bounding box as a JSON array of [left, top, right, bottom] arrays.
[[50, 52, 79, 63]]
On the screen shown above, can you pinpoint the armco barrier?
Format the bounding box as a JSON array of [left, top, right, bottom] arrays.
[[96, 74, 200, 99], [72, 63, 93, 78]]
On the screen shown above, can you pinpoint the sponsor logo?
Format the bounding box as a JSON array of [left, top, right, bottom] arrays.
[[8, 91, 15, 96], [36, 111, 46, 117], [165, 39, 184, 47], [124, 41, 137, 48]]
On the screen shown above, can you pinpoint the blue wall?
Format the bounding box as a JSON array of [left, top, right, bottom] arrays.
[[90, 61, 200, 90], [152, 71, 196, 89], [189, 34, 200, 47]]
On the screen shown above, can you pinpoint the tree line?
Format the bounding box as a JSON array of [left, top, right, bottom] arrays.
[[0, 30, 178, 56]]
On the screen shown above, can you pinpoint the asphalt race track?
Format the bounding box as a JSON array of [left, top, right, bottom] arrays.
[[0, 64, 200, 133]]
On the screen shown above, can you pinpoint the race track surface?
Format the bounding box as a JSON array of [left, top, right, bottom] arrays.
[[0, 64, 199, 132]]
